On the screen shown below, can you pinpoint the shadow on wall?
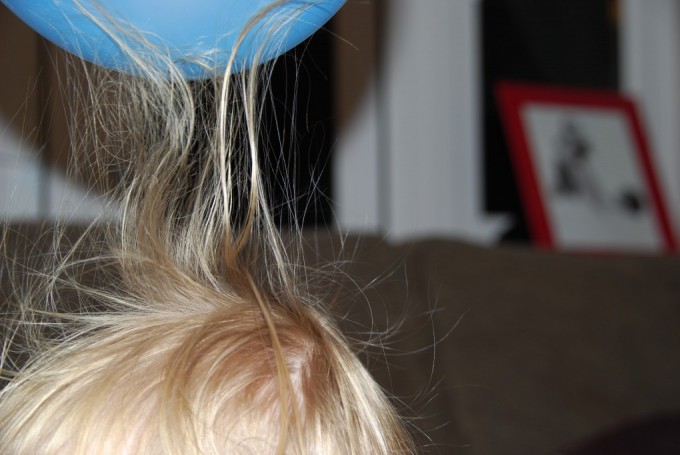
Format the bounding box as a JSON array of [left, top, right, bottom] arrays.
[[0, 4, 104, 221]]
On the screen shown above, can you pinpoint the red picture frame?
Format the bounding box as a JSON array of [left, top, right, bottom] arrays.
[[496, 82, 676, 253]]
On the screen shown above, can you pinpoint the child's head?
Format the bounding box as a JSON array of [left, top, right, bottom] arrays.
[[0, 275, 410, 453], [0, 1, 415, 453]]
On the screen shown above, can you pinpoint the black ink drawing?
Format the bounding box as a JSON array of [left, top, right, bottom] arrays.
[[553, 120, 647, 217]]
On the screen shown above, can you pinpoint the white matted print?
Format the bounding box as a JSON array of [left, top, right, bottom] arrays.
[[497, 83, 676, 253]]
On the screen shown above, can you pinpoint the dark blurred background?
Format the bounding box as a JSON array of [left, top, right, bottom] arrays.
[[1, 0, 671, 246]]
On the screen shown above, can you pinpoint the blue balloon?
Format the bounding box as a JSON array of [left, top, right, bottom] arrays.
[[0, 0, 345, 78]]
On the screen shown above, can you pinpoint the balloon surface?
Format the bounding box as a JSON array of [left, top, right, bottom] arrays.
[[0, 0, 345, 78]]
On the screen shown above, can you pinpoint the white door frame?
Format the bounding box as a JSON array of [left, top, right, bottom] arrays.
[[334, 0, 509, 243]]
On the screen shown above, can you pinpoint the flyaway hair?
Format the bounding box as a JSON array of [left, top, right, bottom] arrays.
[[0, 1, 416, 453]]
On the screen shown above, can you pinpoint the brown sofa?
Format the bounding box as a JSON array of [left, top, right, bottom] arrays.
[[3, 227, 680, 454], [302, 233, 680, 454]]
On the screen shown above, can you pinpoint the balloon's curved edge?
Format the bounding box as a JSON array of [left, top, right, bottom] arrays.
[[0, 0, 346, 79]]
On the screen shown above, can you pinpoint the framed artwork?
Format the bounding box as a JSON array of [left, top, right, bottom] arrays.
[[497, 82, 676, 253]]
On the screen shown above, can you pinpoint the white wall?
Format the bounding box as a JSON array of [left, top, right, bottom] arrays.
[[621, 0, 680, 239], [0, 116, 105, 222]]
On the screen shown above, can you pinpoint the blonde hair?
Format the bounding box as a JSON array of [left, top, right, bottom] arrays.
[[0, 1, 415, 453]]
